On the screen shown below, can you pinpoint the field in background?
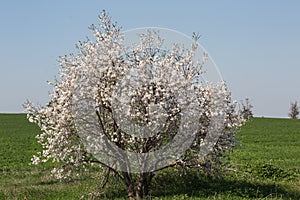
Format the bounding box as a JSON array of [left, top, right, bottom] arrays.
[[0, 114, 299, 199]]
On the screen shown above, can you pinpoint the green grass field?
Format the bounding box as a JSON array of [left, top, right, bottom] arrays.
[[0, 114, 299, 199]]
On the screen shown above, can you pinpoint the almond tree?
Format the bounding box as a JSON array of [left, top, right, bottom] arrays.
[[289, 101, 299, 119], [25, 11, 246, 199], [241, 98, 253, 119]]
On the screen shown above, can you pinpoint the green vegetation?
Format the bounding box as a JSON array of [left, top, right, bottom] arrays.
[[0, 114, 299, 199]]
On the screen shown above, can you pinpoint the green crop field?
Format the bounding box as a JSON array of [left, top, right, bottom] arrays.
[[0, 114, 299, 199]]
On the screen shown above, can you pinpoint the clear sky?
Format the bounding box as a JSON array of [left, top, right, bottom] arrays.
[[1, 0, 300, 117]]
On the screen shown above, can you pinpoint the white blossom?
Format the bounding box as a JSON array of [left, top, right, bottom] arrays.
[[25, 10, 246, 181]]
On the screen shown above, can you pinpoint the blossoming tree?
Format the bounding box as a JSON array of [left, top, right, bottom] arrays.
[[25, 10, 245, 199]]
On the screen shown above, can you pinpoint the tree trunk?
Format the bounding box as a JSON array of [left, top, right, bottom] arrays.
[[121, 171, 154, 199], [122, 171, 135, 199], [127, 182, 135, 199], [135, 172, 153, 199]]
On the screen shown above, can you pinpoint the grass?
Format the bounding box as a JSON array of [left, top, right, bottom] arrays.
[[0, 114, 299, 199], [0, 114, 101, 199], [233, 118, 300, 169]]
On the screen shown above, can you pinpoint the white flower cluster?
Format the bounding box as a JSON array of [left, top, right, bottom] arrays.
[[25, 11, 246, 179]]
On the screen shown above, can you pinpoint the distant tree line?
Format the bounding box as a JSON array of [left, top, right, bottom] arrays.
[[240, 99, 300, 119]]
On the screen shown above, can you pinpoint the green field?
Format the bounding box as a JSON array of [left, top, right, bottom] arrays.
[[0, 114, 299, 199]]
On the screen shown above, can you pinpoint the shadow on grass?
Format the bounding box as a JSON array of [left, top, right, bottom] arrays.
[[3, 169, 298, 199], [150, 170, 300, 199]]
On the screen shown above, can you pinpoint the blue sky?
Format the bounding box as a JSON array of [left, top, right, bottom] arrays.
[[0, 1, 299, 117]]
